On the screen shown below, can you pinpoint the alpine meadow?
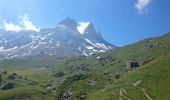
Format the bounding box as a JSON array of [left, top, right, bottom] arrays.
[[0, 0, 170, 100]]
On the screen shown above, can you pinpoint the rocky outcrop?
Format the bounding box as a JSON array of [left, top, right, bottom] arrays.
[[54, 71, 65, 77], [1, 83, 14, 90], [125, 61, 139, 68], [97, 56, 115, 66], [7, 75, 15, 80], [148, 42, 162, 48], [67, 64, 91, 73]]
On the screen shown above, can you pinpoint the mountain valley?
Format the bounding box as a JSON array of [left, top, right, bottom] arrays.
[[0, 32, 170, 100]]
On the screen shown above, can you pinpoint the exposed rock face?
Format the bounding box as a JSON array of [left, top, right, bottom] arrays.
[[54, 71, 65, 77], [0, 74, 2, 82], [1, 83, 14, 90], [148, 42, 162, 48], [125, 61, 140, 68]]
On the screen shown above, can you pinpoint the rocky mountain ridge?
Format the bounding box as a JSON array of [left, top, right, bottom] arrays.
[[0, 17, 115, 59]]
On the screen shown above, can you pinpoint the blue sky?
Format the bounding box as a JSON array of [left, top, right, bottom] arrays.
[[0, 0, 170, 46]]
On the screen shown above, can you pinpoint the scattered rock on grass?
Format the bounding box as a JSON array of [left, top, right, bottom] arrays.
[[1, 83, 14, 90], [63, 89, 72, 100], [7, 75, 15, 80], [87, 79, 96, 86], [54, 71, 65, 77]]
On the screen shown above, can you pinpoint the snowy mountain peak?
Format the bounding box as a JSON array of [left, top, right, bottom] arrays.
[[77, 21, 90, 34], [58, 17, 77, 30], [0, 18, 116, 59]]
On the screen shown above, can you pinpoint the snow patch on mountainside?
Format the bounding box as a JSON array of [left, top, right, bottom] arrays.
[[84, 38, 110, 50]]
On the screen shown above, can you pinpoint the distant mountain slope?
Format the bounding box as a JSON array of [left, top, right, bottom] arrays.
[[0, 17, 115, 59]]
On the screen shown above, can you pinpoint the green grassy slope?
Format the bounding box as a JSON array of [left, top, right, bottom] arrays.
[[65, 32, 170, 100], [87, 53, 170, 100]]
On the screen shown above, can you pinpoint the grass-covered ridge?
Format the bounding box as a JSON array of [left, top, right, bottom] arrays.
[[0, 32, 170, 100]]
